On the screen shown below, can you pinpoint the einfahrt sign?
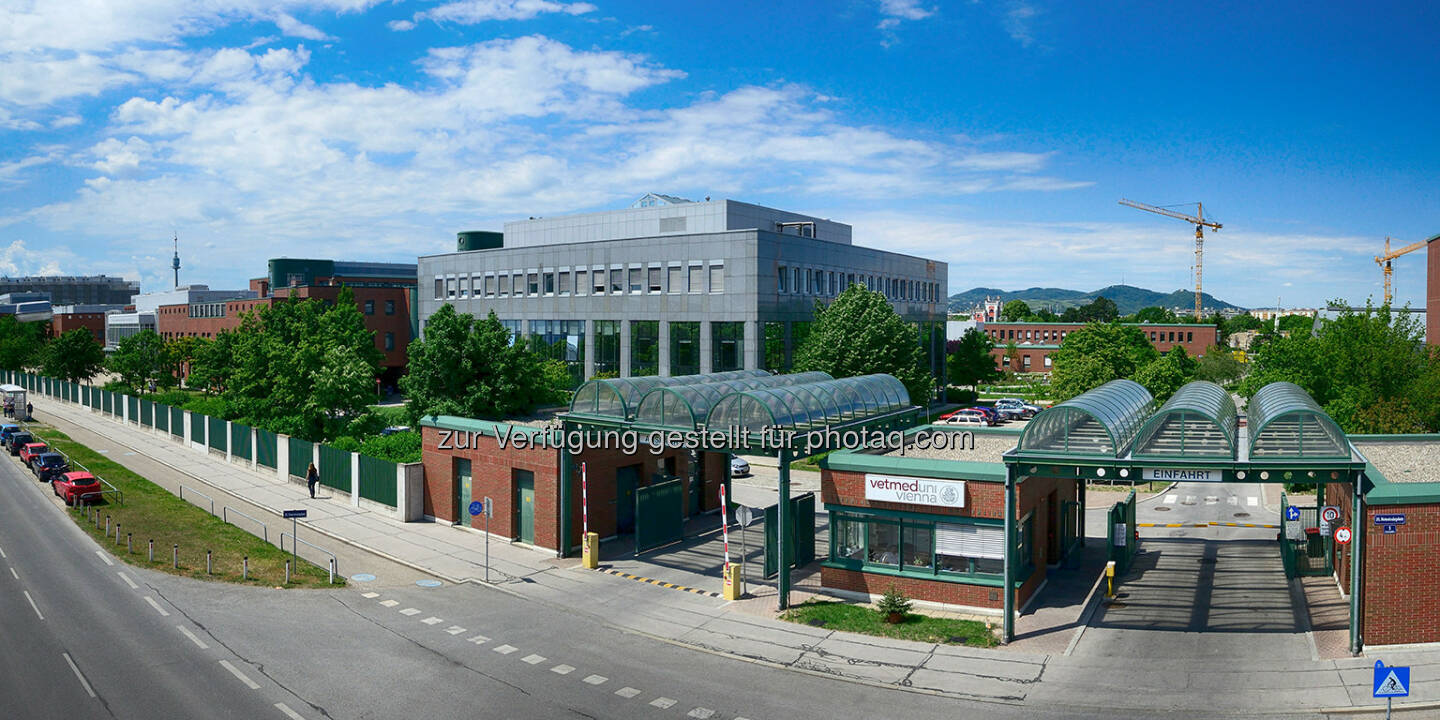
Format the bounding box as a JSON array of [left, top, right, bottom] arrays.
[[863, 474, 965, 509], [1141, 468, 1220, 482]]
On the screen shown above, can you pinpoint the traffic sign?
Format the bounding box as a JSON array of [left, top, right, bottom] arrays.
[[283, 509, 307, 519], [1285, 505, 1301, 522], [1373, 660, 1410, 698], [736, 505, 754, 527], [1334, 526, 1352, 545], [1321, 506, 1340, 523], [468, 500, 483, 517]]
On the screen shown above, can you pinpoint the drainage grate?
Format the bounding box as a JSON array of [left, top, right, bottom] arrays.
[[1155, 506, 1171, 512], [1233, 512, 1250, 518]]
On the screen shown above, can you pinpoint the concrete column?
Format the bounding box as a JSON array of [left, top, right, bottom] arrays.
[[277, 434, 289, 482], [658, 321, 671, 376], [121, 395, 129, 424], [225, 421, 233, 463], [743, 319, 758, 370], [395, 464, 408, 520], [350, 452, 360, 507], [183, 411, 192, 448], [583, 320, 596, 380], [619, 320, 632, 378], [699, 320, 713, 374], [249, 427, 258, 470]]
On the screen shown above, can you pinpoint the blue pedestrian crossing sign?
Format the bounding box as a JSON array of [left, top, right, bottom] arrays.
[[1373, 660, 1410, 698], [1285, 505, 1301, 522]]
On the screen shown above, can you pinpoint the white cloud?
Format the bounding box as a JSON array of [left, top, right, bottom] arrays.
[[1004, 1, 1040, 48], [879, 0, 934, 23], [274, 13, 335, 41], [0, 239, 71, 276], [51, 115, 83, 128], [400, 0, 597, 29], [89, 137, 153, 175], [952, 151, 1053, 172], [387, 19, 416, 31], [0, 154, 55, 184]]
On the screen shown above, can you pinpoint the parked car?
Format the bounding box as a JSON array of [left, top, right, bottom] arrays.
[[380, 425, 411, 436], [32, 452, 69, 483], [937, 409, 996, 426], [53, 471, 101, 504], [967, 406, 1006, 424], [729, 455, 751, 478], [6, 431, 33, 455], [0, 424, 19, 443], [994, 398, 1041, 419], [18, 442, 48, 467]]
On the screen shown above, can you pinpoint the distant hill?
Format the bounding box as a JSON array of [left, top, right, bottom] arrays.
[[948, 284, 1244, 315]]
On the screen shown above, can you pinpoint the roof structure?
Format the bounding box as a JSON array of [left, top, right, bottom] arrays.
[[1016, 379, 1154, 457], [1131, 381, 1239, 459], [1248, 382, 1349, 459], [632, 371, 832, 429], [706, 375, 911, 434], [569, 370, 770, 421]]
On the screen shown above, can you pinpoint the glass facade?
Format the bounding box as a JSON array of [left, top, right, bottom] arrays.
[[670, 322, 700, 376], [828, 512, 1030, 582], [630, 320, 659, 376], [711, 321, 743, 372], [529, 320, 585, 387], [763, 322, 786, 372], [593, 320, 620, 377]]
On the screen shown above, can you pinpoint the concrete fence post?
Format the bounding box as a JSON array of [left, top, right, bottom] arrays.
[[395, 463, 407, 520], [276, 433, 290, 483], [249, 427, 258, 471], [225, 420, 233, 463], [350, 451, 360, 508], [182, 411, 192, 448]]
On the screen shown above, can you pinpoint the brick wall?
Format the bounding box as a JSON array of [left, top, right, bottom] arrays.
[[49, 313, 106, 343], [984, 322, 1219, 372], [1363, 501, 1440, 646]]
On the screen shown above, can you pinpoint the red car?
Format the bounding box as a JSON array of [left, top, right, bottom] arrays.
[[18, 442, 48, 467], [53, 471, 101, 505]]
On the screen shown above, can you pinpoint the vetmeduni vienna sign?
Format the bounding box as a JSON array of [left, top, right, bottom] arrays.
[[864, 474, 965, 508]]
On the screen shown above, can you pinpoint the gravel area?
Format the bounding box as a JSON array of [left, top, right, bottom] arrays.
[[1354, 441, 1440, 483], [879, 431, 1015, 463]]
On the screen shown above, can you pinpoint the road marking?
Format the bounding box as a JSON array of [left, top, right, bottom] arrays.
[[8, 567, 16, 579], [1163, 494, 1177, 504], [1248, 497, 1259, 507], [143, 596, 170, 617], [177, 625, 210, 649], [399, 608, 421, 616], [551, 664, 575, 675], [360, 592, 379, 599], [379, 600, 399, 607], [650, 697, 677, 709], [493, 644, 518, 655], [24, 590, 43, 620], [421, 616, 444, 625], [62, 653, 96, 698], [1204, 496, 1219, 505], [1183, 496, 1196, 505], [1227, 496, 1238, 505], [445, 626, 466, 635], [467, 635, 490, 645], [95, 550, 114, 566], [117, 572, 138, 589], [616, 687, 641, 699], [687, 709, 715, 719], [219, 660, 261, 689], [0, 544, 6, 558], [275, 703, 305, 720], [521, 654, 546, 665], [583, 674, 607, 685]]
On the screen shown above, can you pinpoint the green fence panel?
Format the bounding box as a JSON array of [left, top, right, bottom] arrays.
[[127, 395, 139, 422], [191, 413, 206, 445], [102, 391, 113, 415], [230, 422, 251, 460], [207, 415, 226, 452], [140, 399, 153, 426], [1107, 490, 1138, 576], [170, 406, 183, 436], [319, 445, 351, 491], [255, 428, 278, 469], [154, 403, 169, 432], [635, 479, 685, 554], [358, 455, 397, 506], [763, 493, 817, 578], [288, 437, 313, 478]]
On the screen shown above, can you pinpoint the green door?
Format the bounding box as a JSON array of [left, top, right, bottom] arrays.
[[615, 465, 639, 534], [689, 453, 705, 516], [515, 470, 535, 544], [455, 459, 472, 526]]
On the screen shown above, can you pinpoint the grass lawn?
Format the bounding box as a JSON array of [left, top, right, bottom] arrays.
[[781, 600, 996, 647], [788, 449, 832, 472], [368, 404, 409, 426], [1087, 481, 1162, 493], [23, 422, 340, 588]]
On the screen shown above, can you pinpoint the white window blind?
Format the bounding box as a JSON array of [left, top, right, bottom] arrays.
[[934, 523, 1004, 560]]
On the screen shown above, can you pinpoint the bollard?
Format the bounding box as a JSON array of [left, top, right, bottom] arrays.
[[206, 550, 212, 575], [1105, 560, 1117, 599], [173, 544, 178, 569], [243, 556, 248, 581], [115, 523, 121, 545], [329, 557, 335, 585], [105, 515, 110, 535], [148, 539, 154, 562], [285, 560, 290, 585], [126, 533, 132, 554]]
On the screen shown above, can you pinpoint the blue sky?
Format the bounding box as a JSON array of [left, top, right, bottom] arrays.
[[1, 0, 1436, 309]]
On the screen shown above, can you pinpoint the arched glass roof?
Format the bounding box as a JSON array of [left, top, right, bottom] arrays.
[[1247, 382, 1349, 459], [632, 371, 834, 428], [1131, 381, 1238, 459], [705, 374, 912, 434], [569, 369, 770, 420], [1018, 379, 1154, 457]]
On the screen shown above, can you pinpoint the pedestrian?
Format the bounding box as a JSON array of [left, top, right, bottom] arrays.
[[306, 462, 319, 499], [25, 402, 32, 420]]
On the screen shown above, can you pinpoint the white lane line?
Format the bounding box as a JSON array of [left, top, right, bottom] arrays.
[[379, 600, 399, 608], [583, 674, 607, 685], [8, 567, 16, 579], [95, 550, 114, 566], [62, 653, 96, 698], [493, 644, 518, 655], [177, 625, 210, 649], [615, 687, 641, 699], [421, 616, 443, 625], [275, 703, 305, 720], [1227, 496, 1238, 505], [650, 697, 677, 709], [687, 709, 715, 719], [551, 664, 575, 675], [218, 660, 261, 690], [399, 608, 421, 616], [0, 544, 6, 558], [24, 590, 43, 620], [467, 635, 490, 645], [360, 592, 379, 599], [445, 626, 466, 635], [1248, 497, 1259, 507], [143, 596, 170, 617], [521, 654, 546, 665], [1163, 494, 1177, 504], [117, 572, 139, 589]]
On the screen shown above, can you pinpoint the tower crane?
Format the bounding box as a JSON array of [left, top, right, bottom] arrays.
[[1119, 199, 1222, 320], [1374, 236, 1426, 306]]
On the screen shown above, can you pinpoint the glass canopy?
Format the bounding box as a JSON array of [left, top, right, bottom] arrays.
[[632, 371, 833, 429], [569, 369, 770, 420], [1247, 381, 1349, 459], [705, 374, 912, 434], [1130, 381, 1239, 459], [1018, 379, 1154, 457]]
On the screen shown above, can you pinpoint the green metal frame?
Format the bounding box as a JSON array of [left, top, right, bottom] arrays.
[[1248, 381, 1350, 460], [1016, 379, 1154, 457], [1131, 381, 1238, 459]]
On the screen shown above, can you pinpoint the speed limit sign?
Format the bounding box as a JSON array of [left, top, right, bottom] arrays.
[[1334, 526, 1352, 544], [1321, 506, 1341, 523]]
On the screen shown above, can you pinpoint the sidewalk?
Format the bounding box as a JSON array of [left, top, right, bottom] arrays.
[[36, 398, 1440, 717]]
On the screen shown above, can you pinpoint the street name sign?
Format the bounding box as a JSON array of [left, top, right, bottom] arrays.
[[283, 509, 307, 519], [1374, 513, 1407, 525]]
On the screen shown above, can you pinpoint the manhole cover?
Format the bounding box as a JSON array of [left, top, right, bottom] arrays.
[[1155, 506, 1171, 512], [415, 579, 443, 588], [351, 573, 377, 582], [1233, 512, 1250, 518]]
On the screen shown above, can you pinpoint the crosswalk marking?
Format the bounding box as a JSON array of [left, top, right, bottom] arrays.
[[379, 600, 399, 607], [445, 626, 466, 635], [583, 674, 607, 685], [468, 635, 490, 645], [551, 664, 575, 675], [615, 687, 641, 698], [360, 592, 379, 599], [1163, 494, 1177, 504], [399, 608, 420, 616], [421, 616, 443, 625], [493, 645, 518, 655], [1247, 497, 1259, 507], [687, 708, 715, 719], [521, 654, 546, 665], [651, 697, 677, 709], [1227, 496, 1238, 505]]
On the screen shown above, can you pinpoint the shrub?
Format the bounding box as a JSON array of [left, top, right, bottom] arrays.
[[946, 387, 978, 404], [876, 584, 912, 622]]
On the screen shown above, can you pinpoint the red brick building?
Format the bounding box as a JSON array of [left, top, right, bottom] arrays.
[[982, 321, 1220, 373], [48, 305, 121, 344]]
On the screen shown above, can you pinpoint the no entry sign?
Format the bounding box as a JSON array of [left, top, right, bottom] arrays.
[[1334, 526, 1352, 544]]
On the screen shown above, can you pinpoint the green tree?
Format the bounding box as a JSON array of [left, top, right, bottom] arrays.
[[1086, 296, 1120, 322], [41, 329, 105, 382], [107, 330, 177, 392], [188, 333, 232, 394], [1049, 322, 1158, 401], [0, 316, 46, 370], [793, 285, 932, 404], [1194, 345, 1243, 384], [1134, 347, 1197, 403], [1000, 300, 1032, 321], [1224, 313, 1264, 335], [1132, 306, 1176, 323], [946, 328, 1001, 388], [166, 335, 205, 386], [1277, 314, 1316, 337], [400, 305, 567, 424]]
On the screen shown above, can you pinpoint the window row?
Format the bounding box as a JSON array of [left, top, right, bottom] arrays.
[[433, 263, 725, 300], [828, 511, 1032, 581], [361, 299, 398, 316], [776, 266, 939, 304], [999, 352, 1052, 371]]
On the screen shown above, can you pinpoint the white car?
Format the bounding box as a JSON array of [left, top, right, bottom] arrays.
[[729, 455, 751, 477]]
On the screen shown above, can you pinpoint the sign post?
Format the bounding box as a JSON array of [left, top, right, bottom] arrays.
[[470, 498, 492, 583], [283, 509, 307, 563], [1373, 659, 1410, 719]]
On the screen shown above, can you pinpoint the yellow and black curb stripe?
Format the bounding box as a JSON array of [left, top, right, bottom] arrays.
[[1138, 522, 1280, 529], [600, 568, 721, 598]]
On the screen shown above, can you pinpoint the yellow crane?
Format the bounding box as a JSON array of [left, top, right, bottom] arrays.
[[1119, 199, 1223, 319], [1374, 236, 1427, 305]]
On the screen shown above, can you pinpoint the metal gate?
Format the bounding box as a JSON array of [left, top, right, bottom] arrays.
[[1281, 493, 1331, 577], [634, 478, 684, 554], [1108, 489, 1137, 576], [764, 492, 817, 578]]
